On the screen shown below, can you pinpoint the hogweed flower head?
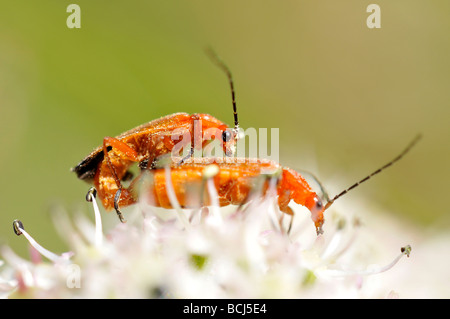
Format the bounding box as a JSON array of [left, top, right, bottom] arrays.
[[0, 166, 415, 298]]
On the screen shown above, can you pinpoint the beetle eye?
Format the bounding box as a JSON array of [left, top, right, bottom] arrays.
[[222, 130, 232, 142]]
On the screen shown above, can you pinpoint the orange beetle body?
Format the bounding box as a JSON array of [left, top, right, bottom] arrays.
[[125, 158, 326, 234], [72, 112, 238, 219]]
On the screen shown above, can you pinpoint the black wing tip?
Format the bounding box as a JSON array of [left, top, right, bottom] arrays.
[[72, 151, 104, 181]]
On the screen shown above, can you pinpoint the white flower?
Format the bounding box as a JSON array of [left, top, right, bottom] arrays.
[[0, 170, 415, 299]]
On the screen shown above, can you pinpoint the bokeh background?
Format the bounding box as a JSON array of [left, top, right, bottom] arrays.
[[0, 0, 448, 278]]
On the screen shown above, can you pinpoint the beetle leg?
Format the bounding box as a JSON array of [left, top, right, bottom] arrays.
[[288, 212, 294, 235], [103, 136, 140, 161], [283, 206, 295, 235], [114, 189, 126, 223], [103, 136, 139, 188], [177, 147, 194, 165], [101, 137, 140, 221], [180, 114, 202, 164], [140, 134, 172, 169]]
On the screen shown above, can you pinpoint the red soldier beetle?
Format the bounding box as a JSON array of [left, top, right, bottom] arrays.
[[73, 50, 241, 222], [111, 134, 421, 234]]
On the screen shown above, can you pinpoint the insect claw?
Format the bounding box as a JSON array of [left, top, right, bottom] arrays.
[[286, 208, 295, 236], [114, 205, 127, 223], [116, 210, 126, 223], [316, 225, 324, 236]]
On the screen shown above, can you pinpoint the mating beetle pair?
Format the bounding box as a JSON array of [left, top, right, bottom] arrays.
[[73, 51, 420, 235]]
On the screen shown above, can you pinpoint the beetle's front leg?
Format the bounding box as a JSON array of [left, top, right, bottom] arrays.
[[102, 136, 140, 222]]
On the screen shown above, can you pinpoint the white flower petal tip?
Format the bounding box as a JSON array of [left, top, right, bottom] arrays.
[[12, 219, 68, 263], [12, 219, 24, 236], [401, 245, 412, 258], [85, 187, 104, 248], [85, 187, 97, 202]]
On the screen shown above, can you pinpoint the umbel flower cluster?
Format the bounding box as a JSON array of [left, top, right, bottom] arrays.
[[0, 166, 411, 298]]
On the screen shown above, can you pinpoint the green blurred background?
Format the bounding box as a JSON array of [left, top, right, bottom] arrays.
[[0, 1, 449, 256]]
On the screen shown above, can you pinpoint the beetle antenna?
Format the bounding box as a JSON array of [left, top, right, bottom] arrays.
[[324, 134, 422, 210], [205, 47, 240, 134]]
